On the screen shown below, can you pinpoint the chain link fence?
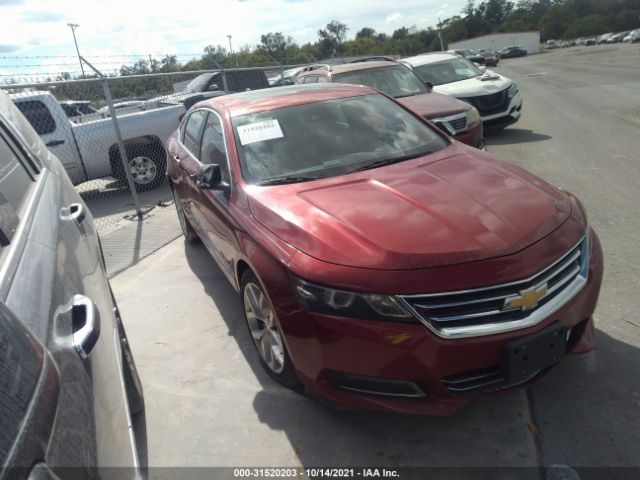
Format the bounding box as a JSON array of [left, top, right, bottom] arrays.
[[0, 64, 297, 235]]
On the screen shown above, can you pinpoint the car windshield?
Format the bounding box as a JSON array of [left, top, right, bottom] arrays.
[[333, 65, 428, 99], [232, 93, 447, 185], [411, 57, 483, 86]]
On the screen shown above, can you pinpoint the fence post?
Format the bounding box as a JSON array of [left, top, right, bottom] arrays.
[[102, 79, 144, 219], [80, 56, 143, 220]]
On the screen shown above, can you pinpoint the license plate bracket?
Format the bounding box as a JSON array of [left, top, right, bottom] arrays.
[[501, 322, 567, 383]]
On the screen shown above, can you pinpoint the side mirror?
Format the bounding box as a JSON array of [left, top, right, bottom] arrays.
[[207, 84, 220, 91], [197, 164, 224, 190], [424, 80, 434, 90], [479, 65, 487, 73]]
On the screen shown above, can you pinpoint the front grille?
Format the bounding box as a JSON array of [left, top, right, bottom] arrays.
[[428, 112, 467, 134], [461, 88, 510, 117], [448, 116, 467, 132], [398, 236, 589, 338]]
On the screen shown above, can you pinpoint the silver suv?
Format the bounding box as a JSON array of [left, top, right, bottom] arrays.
[[0, 89, 145, 477]]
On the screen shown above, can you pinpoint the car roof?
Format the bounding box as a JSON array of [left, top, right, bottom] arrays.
[[198, 83, 378, 118], [402, 52, 459, 66], [329, 60, 402, 74]]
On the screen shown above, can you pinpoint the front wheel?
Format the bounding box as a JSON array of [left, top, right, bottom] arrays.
[[241, 270, 299, 389], [172, 186, 200, 244]]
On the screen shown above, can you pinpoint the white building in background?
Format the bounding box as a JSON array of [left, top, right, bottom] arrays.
[[449, 31, 541, 54]]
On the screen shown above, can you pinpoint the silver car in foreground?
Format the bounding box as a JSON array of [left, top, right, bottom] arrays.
[[402, 52, 523, 129], [0, 89, 145, 478]]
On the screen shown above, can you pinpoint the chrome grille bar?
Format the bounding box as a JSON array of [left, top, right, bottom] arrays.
[[397, 235, 589, 339]]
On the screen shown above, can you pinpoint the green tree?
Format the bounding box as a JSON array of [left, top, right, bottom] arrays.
[[317, 20, 349, 58]]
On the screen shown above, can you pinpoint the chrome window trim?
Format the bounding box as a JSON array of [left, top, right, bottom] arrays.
[[396, 234, 589, 339]]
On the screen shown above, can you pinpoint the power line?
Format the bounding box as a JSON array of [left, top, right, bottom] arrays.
[[0, 53, 205, 60]]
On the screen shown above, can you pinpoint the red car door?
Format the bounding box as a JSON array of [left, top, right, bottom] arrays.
[[172, 110, 207, 230], [191, 110, 238, 285]]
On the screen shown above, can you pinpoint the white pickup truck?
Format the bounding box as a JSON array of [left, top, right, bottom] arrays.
[[10, 91, 185, 190]]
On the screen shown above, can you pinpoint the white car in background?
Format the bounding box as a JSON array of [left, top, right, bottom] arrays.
[[402, 52, 523, 129]]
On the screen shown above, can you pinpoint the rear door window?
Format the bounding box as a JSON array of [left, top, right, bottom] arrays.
[[13, 101, 56, 135]]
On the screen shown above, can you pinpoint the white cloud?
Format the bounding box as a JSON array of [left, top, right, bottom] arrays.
[[385, 12, 402, 24]]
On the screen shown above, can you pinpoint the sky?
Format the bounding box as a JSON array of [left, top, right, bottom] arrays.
[[0, 0, 465, 80]]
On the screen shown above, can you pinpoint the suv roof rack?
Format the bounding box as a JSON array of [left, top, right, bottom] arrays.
[[301, 64, 332, 72], [349, 56, 398, 63]]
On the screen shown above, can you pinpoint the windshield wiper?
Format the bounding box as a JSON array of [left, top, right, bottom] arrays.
[[255, 175, 319, 186], [346, 152, 429, 174]]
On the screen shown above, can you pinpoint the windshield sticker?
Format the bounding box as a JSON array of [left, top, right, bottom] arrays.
[[237, 119, 284, 145]]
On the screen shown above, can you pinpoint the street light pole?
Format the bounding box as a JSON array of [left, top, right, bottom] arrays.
[[227, 34, 239, 67], [67, 23, 85, 77], [437, 17, 445, 51]]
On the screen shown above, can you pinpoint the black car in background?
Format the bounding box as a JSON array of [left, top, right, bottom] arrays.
[[499, 46, 528, 58], [451, 49, 487, 65], [0, 89, 145, 478]]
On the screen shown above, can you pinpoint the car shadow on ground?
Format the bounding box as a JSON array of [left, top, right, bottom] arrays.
[[486, 129, 552, 145], [183, 241, 639, 474]]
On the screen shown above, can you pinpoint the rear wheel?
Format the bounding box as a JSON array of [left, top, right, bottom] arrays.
[[241, 270, 299, 389], [112, 144, 167, 191], [172, 186, 200, 244]]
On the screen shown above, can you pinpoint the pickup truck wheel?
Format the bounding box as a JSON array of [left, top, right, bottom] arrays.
[[112, 145, 167, 191], [127, 154, 165, 191]]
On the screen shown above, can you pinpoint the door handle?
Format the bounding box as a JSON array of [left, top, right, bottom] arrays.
[[45, 139, 65, 147], [71, 295, 100, 359], [60, 203, 85, 225]]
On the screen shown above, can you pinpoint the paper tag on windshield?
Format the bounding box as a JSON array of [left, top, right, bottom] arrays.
[[237, 119, 284, 145]]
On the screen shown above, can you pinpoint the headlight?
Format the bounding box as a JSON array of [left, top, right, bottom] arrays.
[[290, 275, 415, 322], [466, 106, 481, 124], [507, 82, 519, 98]]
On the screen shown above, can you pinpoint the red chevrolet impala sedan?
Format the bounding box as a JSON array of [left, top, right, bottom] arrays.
[[166, 83, 603, 415]]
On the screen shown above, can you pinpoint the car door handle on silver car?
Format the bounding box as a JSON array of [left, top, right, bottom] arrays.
[[45, 139, 65, 147], [71, 295, 101, 359], [60, 203, 86, 225]]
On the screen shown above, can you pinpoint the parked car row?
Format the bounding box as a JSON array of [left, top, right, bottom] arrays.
[[1, 37, 604, 477], [553, 31, 640, 48]]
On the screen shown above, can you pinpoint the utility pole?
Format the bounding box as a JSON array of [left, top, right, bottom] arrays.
[[437, 17, 445, 51], [227, 34, 239, 67], [67, 23, 85, 77]]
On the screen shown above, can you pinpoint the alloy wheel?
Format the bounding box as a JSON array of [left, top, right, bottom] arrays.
[[243, 282, 285, 374]]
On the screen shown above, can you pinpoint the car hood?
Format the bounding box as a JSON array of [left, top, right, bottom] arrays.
[[247, 147, 572, 270], [433, 72, 512, 98], [395, 91, 470, 119]]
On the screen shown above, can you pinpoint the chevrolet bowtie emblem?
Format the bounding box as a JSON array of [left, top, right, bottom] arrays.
[[503, 284, 548, 311]]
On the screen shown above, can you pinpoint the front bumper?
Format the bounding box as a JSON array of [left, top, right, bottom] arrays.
[[482, 91, 523, 129], [276, 229, 603, 415], [452, 120, 485, 149]]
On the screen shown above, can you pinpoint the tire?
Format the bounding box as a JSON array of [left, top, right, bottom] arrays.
[[112, 144, 167, 192], [172, 185, 200, 244], [240, 270, 300, 389]]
